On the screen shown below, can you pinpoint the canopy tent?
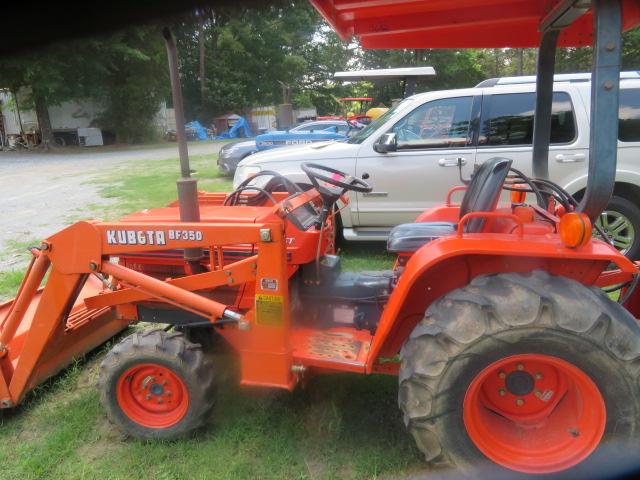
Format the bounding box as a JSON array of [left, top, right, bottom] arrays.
[[310, 0, 640, 48]]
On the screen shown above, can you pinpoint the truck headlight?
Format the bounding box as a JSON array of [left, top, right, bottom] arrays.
[[233, 165, 262, 188]]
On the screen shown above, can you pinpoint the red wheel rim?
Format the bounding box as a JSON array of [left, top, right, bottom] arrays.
[[116, 363, 189, 429], [463, 354, 606, 474]]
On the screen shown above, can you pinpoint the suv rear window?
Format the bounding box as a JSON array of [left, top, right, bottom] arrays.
[[479, 92, 576, 146], [619, 88, 640, 142]]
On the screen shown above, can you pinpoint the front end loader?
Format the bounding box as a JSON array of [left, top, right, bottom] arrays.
[[2, 0, 640, 476]]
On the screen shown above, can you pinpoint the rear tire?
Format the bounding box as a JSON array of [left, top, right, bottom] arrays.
[[98, 329, 216, 440], [399, 270, 640, 475]]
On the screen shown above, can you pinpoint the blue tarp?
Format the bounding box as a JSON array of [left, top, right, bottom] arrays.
[[185, 120, 209, 140], [215, 116, 253, 139]]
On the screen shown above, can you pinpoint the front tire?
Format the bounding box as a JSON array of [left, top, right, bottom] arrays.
[[98, 329, 216, 440], [399, 271, 640, 475]]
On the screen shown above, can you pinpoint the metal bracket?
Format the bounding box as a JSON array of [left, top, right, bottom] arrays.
[[539, 0, 591, 32], [260, 228, 272, 242]]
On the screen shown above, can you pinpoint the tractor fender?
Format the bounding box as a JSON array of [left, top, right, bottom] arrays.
[[366, 233, 637, 371]]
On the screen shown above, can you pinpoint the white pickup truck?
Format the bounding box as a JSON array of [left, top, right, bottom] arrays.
[[234, 72, 640, 257]]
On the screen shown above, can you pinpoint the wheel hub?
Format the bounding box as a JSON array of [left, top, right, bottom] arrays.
[[505, 370, 534, 396], [116, 363, 189, 429], [463, 354, 606, 474]]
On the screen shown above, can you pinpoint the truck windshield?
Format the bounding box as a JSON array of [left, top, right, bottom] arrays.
[[347, 98, 414, 144]]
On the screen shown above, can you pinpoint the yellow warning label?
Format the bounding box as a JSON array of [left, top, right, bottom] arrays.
[[255, 294, 284, 326]]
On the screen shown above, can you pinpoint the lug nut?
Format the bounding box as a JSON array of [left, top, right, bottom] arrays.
[[535, 372, 543, 380], [516, 398, 525, 406], [157, 398, 163, 404], [516, 363, 524, 371], [145, 394, 151, 400], [498, 388, 506, 396], [498, 371, 506, 379]]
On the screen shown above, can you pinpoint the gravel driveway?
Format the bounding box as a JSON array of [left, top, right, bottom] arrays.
[[0, 142, 224, 270]]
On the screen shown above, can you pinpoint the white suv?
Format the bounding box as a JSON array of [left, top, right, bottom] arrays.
[[234, 72, 640, 257]]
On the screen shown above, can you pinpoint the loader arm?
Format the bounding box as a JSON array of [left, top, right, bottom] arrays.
[[0, 214, 294, 406]]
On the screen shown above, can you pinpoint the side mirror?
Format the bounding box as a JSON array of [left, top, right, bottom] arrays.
[[374, 133, 398, 153]]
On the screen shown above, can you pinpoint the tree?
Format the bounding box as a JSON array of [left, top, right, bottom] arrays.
[[0, 27, 169, 145]]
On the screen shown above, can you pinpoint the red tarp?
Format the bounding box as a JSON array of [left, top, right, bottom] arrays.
[[310, 0, 640, 48]]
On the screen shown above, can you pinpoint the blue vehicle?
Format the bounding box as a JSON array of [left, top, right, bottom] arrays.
[[255, 119, 357, 151]]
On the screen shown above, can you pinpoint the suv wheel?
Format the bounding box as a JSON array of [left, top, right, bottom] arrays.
[[594, 195, 640, 259]]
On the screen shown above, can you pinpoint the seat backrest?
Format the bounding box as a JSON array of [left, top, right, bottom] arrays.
[[459, 157, 513, 232]]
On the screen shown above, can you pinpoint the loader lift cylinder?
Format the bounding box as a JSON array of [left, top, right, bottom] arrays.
[[162, 27, 203, 266]]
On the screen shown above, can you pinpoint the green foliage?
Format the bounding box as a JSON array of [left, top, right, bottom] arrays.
[[93, 28, 169, 144], [0, 27, 168, 144]]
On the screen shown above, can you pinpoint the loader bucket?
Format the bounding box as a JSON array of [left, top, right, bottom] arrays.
[[0, 271, 129, 404]]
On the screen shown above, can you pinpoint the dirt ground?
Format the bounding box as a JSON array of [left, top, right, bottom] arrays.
[[0, 142, 225, 270]]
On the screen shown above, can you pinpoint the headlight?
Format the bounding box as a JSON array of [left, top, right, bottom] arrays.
[[233, 165, 262, 188], [221, 146, 239, 157]]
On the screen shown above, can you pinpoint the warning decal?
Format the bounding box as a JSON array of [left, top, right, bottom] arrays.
[[255, 294, 284, 326]]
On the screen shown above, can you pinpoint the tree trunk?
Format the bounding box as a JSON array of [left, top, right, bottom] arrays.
[[33, 92, 54, 149], [198, 13, 206, 107], [517, 48, 524, 75]]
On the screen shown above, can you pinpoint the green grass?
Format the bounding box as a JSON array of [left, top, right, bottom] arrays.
[[0, 152, 413, 480]]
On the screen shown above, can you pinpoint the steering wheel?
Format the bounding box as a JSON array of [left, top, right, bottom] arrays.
[[301, 162, 372, 194]]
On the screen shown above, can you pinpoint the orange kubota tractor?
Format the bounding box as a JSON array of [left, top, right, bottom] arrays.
[[2, 0, 640, 476]]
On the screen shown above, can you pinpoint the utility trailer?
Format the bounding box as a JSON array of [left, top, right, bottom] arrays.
[[2, 0, 640, 475]]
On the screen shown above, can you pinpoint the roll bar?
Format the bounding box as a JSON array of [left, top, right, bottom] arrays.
[[531, 0, 622, 222]]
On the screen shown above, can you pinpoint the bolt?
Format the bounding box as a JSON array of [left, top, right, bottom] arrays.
[[40, 242, 50, 251], [228, 277, 234, 284], [165, 391, 172, 397], [516, 363, 524, 371], [162, 380, 168, 386], [498, 371, 506, 379], [604, 80, 614, 91], [251, 263, 257, 269], [499, 389, 506, 396], [146, 394, 152, 400], [605, 41, 616, 51], [88, 262, 98, 271], [535, 372, 543, 380], [516, 398, 525, 406], [534, 389, 542, 398], [225, 270, 232, 276]]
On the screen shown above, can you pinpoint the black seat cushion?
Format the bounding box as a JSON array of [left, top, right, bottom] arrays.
[[386, 158, 513, 253], [387, 222, 456, 253]]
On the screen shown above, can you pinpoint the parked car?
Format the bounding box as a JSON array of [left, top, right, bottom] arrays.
[[255, 119, 358, 151], [234, 72, 640, 257], [218, 120, 357, 175], [217, 139, 257, 175]]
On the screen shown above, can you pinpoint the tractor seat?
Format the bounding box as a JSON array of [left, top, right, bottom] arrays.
[[387, 157, 512, 253]]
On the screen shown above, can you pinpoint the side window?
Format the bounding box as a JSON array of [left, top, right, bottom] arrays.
[[479, 92, 576, 146], [336, 123, 350, 133], [391, 96, 473, 149], [619, 88, 640, 142]]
